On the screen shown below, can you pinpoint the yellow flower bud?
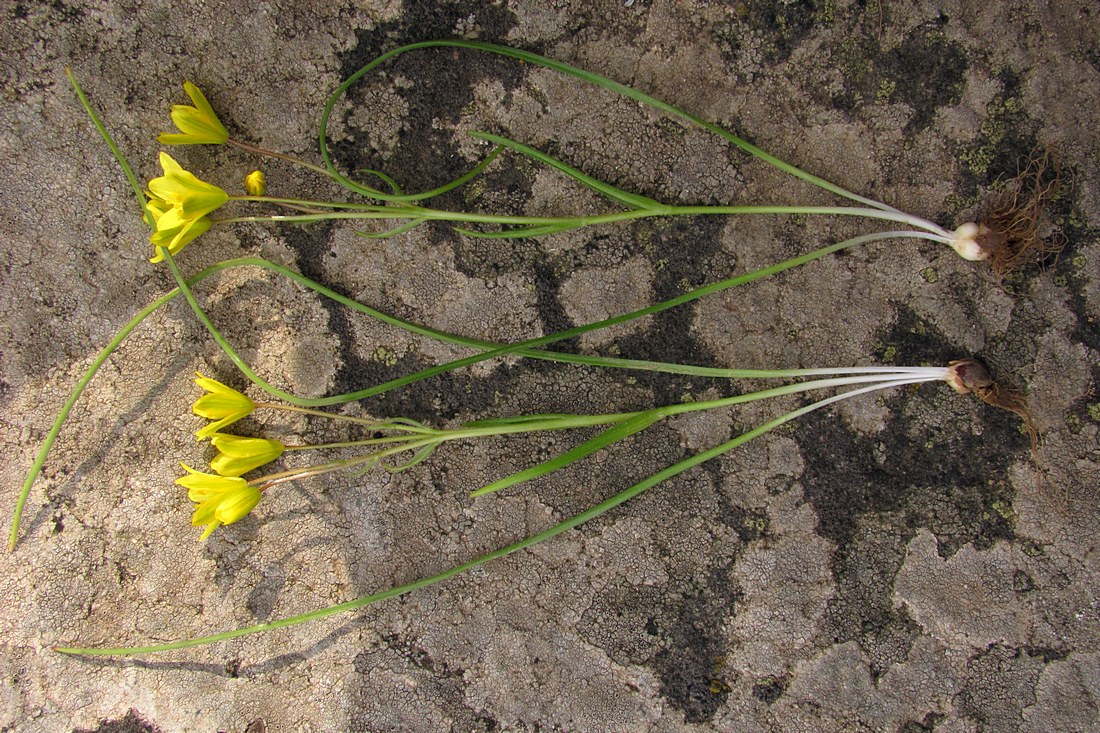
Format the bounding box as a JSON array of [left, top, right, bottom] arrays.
[[244, 170, 266, 196]]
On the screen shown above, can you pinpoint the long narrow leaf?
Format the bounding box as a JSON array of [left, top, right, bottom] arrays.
[[354, 218, 427, 239], [319, 41, 896, 211], [467, 130, 665, 211], [453, 222, 583, 239], [470, 411, 662, 497]]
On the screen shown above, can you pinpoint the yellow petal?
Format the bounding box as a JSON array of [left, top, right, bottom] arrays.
[[198, 519, 223, 541], [157, 81, 228, 145], [214, 485, 262, 525], [209, 434, 285, 477]]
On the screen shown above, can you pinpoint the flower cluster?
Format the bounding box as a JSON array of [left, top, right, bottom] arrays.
[[147, 83, 231, 262], [184, 373, 284, 540]]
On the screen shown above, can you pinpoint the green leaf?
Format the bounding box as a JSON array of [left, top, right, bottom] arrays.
[[355, 218, 427, 239], [471, 411, 662, 497], [384, 441, 439, 473], [468, 130, 665, 211]]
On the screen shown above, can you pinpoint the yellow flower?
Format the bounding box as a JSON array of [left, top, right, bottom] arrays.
[[244, 169, 266, 196], [146, 195, 213, 262], [145, 153, 226, 260], [208, 433, 285, 477], [176, 464, 262, 540], [157, 81, 229, 145], [193, 372, 255, 440], [148, 152, 228, 222]]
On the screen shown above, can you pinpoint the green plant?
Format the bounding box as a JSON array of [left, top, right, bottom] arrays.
[[12, 45, 1030, 656]]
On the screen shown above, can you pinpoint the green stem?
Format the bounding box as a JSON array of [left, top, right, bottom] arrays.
[[279, 410, 639, 452], [254, 437, 441, 488], [227, 138, 337, 179], [282, 435, 430, 451], [52, 378, 920, 656], [214, 204, 951, 240], [255, 403, 435, 432]]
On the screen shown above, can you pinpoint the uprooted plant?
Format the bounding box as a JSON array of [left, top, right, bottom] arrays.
[[11, 42, 1043, 656]]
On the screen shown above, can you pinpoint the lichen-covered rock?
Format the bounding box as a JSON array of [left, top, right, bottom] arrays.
[[2, 1, 1097, 731]]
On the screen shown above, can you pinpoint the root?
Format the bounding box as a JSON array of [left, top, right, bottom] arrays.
[[946, 358, 1039, 454], [974, 148, 1066, 277]]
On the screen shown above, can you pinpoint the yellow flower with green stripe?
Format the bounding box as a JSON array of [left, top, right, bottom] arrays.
[[146, 153, 227, 259], [146, 196, 213, 262], [192, 372, 255, 440], [158, 81, 229, 145], [148, 152, 228, 222], [209, 433, 285, 477], [176, 464, 261, 540]]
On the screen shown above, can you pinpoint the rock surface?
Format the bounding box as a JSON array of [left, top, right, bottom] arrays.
[[1, 1, 1098, 731]]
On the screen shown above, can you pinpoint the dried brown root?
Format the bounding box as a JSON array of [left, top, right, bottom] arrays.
[[946, 358, 1039, 454], [973, 148, 1066, 277]]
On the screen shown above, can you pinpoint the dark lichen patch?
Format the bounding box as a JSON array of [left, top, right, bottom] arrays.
[[577, 584, 671, 666], [350, 634, 492, 733], [451, 230, 543, 281], [899, 712, 946, 733], [1064, 362, 1100, 437], [73, 709, 163, 733], [826, 34, 879, 114], [820, 522, 922, 678], [796, 385, 1024, 552], [613, 216, 730, 403], [529, 258, 576, 346], [332, 3, 521, 206], [822, 16, 967, 134], [799, 392, 1024, 675], [711, 0, 824, 66], [448, 157, 540, 280], [1044, 178, 1099, 347], [803, 299, 1027, 552], [718, 504, 770, 543], [639, 216, 728, 298], [873, 304, 968, 368], [1087, 43, 1100, 75], [651, 564, 741, 724], [954, 68, 1041, 199], [983, 297, 1052, 376], [955, 644, 1045, 732], [575, 481, 743, 724], [751, 674, 789, 705], [883, 20, 968, 134]]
